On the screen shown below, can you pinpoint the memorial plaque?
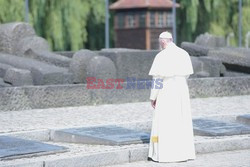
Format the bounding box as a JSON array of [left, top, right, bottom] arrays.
[[237, 114, 250, 125], [193, 118, 250, 136], [0, 136, 67, 160], [53, 125, 150, 145]]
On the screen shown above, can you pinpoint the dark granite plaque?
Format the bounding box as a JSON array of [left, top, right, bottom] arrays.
[[0, 136, 67, 160], [237, 114, 250, 125], [53, 125, 150, 145], [193, 118, 250, 136]]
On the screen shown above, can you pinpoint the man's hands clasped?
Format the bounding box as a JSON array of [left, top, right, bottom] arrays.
[[151, 100, 156, 109]]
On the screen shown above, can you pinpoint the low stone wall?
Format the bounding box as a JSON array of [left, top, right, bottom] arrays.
[[0, 76, 250, 111]]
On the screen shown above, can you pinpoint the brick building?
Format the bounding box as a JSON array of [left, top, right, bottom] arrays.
[[110, 0, 179, 50]]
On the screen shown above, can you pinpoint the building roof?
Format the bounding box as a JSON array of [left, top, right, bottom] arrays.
[[110, 0, 180, 10]]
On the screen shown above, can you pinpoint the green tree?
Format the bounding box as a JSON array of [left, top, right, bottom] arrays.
[[0, 0, 24, 23]]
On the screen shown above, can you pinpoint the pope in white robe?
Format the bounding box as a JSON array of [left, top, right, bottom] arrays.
[[147, 31, 196, 163]]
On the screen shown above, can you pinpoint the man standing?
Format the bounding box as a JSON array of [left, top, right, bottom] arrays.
[[148, 31, 196, 163]]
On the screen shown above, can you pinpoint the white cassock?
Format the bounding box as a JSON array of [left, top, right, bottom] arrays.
[[148, 42, 196, 163]]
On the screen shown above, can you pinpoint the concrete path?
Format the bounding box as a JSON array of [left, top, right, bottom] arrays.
[[106, 149, 250, 167], [0, 95, 250, 167], [0, 95, 250, 133]]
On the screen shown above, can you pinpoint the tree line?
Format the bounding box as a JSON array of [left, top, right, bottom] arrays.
[[0, 0, 249, 51]]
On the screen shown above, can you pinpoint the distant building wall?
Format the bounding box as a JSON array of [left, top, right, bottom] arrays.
[[115, 29, 146, 49]]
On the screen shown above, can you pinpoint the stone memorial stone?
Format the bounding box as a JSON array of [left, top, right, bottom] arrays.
[[69, 49, 96, 83], [0, 136, 66, 160], [199, 57, 226, 77], [181, 42, 210, 57], [24, 49, 71, 68], [14, 36, 50, 55], [4, 68, 33, 86], [53, 125, 150, 145], [236, 114, 250, 126], [193, 118, 250, 136], [0, 63, 13, 78], [99, 49, 157, 80], [190, 57, 225, 78], [0, 78, 11, 87], [0, 53, 72, 85], [0, 22, 35, 54], [194, 71, 210, 78], [208, 48, 250, 73], [195, 33, 226, 47], [86, 56, 116, 81]]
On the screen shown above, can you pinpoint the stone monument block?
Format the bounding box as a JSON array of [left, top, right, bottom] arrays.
[[14, 36, 50, 55], [195, 33, 226, 47], [4, 68, 33, 86], [0, 136, 66, 160], [53, 125, 150, 145], [99, 49, 157, 80], [190, 57, 225, 78], [0, 78, 11, 87], [190, 57, 203, 78], [0, 22, 35, 54], [208, 48, 250, 73], [0, 53, 72, 85], [86, 56, 116, 81], [199, 57, 226, 77], [0, 63, 13, 78], [69, 49, 96, 83], [24, 49, 71, 68], [181, 42, 210, 57]]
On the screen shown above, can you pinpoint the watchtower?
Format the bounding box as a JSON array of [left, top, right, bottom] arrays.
[[110, 0, 179, 50]]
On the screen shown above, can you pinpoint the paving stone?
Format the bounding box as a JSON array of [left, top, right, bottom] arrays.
[[53, 125, 150, 145], [193, 118, 250, 136], [236, 114, 250, 126], [0, 136, 67, 160]]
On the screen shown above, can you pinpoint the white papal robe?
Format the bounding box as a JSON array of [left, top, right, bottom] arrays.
[[148, 42, 196, 163]]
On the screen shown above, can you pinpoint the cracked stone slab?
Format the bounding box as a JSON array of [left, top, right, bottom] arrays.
[[193, 118, 250, 136], [53, 125, 150, 145], [0, 136, 67, 160], [236, 114, 250, 126]]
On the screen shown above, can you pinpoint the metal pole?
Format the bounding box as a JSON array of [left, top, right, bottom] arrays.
[[238, 0, 242, 47], [246, 32, 250, 48], [105, 0, 110, 48], [172, 0, 177, 43], [25, 0, 29, 23], [226, 33, 234, 47]]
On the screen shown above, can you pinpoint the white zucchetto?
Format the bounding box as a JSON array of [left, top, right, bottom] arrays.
[[159, 31, 173, 39]]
